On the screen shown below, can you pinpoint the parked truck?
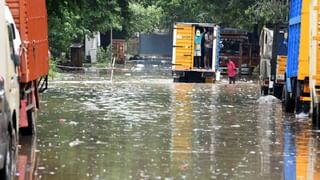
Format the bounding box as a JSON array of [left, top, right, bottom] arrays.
[[310, 0, 320, 128], [283, 0, 311, 117], [219, 28, 260, 76], [0, 0, 48, 178], [0, 0, 19, 178], [6, 0, 49, 135], [259, 25, 288, 99], [172, 23, 220, 83]]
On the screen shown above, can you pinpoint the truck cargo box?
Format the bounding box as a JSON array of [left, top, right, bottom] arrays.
[[297, 0, 311, 80], [6, 0, 49, 83], [286, 0, 302, 79]]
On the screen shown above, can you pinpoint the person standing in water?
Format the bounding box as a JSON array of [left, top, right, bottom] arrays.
[[194, 29, 204, 68], [204, 28, 213, 69], [226, 57, 237, 84]]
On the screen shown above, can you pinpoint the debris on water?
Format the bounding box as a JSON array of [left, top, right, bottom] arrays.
[[96, 141, 108, 145], [38, 167, 46, 170], [69, 139, 84, 147], [136, 64, 144, 68], [250, 151, 256, 154], [179, 163, 189, 171], [295, 112, 309, 119], [210, 126, 222, 130], [230, 125, 241, 128], [83, 102, 100, 111], [69, 121, 79, 125], [125, 73, 131, 76], [257, 95, 281, 104], [59, 118, 66, 123]]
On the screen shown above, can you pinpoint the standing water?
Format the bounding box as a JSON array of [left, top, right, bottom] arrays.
[[17, 60, 320, 180]]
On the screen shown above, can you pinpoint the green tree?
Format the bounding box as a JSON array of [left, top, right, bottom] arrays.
[[128, 2, 163, 33], [47, 0, 290, 56]]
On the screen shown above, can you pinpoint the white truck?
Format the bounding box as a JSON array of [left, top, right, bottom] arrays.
[[0, 0, 20, 179]]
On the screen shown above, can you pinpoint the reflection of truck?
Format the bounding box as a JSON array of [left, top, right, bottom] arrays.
[[0, 0, 19, 178], [6, 0, 49, 134], [259, 25, 288, 99], [219, 28, 260, 75], [17, 136, 38, 180], [172, 23, 220, 83], [283, 0, 310, 116]]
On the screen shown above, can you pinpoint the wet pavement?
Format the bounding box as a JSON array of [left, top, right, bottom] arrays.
[[16, 60, 320, 180]]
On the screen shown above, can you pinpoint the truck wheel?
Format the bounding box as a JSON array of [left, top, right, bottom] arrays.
[[0, 131, 13, 180], [283, 85, 295, 113]]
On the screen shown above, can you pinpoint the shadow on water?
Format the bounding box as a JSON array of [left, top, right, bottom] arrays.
[[15, 60, 320, 179]]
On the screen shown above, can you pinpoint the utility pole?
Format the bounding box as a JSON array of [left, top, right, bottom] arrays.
[[110, 28, 113, 64]]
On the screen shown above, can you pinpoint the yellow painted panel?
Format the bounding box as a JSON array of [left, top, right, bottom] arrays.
[[317, 10, 320, 85], [277, 56, 287, 76], [174, 24, 194, 69], [298, 0, 311, 80]]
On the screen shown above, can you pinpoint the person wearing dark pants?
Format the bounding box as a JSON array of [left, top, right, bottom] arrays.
[[194, 29, 203, 68], [226, 57, 236, 84], [204, 29, 213, 69]]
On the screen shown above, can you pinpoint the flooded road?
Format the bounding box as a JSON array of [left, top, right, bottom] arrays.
[[17, 60, 320, 180]]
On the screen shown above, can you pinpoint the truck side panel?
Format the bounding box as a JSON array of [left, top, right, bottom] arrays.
[[173, 24, 194, 70], [6, 0, 49, 83], [286, 0, 302, 78], [298, 0, 311, 80]]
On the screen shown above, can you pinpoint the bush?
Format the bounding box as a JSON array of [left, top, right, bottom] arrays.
[[49, 58, 58, 79], [97, 46, 112, 64]]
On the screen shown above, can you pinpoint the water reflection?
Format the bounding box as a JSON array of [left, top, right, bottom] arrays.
[[14, 60, 320, 179], [170, 83, 193, 170], [282, 116, 320, 180], [16, 136, 38, 180]]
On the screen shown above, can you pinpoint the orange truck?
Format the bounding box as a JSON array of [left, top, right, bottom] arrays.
[[6, 0, 49, 135]]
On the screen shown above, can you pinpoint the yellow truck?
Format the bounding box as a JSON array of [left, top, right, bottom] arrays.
[[310, 0, 320, 128], [172, 23, 220, 83]]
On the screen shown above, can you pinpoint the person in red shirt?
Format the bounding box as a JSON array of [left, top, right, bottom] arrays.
[[226, 58, 237, 84]]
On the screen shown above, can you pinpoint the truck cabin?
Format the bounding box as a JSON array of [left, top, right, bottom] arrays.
[[219, 28, 259, 75]]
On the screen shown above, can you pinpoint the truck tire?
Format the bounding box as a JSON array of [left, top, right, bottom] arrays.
[[283, 85, 295, 113], [0, 131, 13, 180]]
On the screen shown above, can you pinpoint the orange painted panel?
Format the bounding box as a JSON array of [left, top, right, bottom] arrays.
[[6, 0, 49, 83]]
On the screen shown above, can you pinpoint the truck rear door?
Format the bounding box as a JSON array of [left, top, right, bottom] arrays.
[[172, 24, 194, 70]]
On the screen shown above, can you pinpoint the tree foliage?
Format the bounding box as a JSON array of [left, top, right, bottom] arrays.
[[128, 2, 163, 33], [47, 0, 290, 55]]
